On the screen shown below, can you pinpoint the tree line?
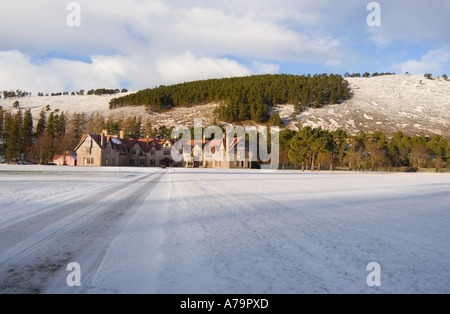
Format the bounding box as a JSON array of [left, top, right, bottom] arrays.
[[280, 127, 450, 171], [109, 74, 350, 123], [1, 90, 31, 99], [38, 88, 128, 97], [344, 72, 396, 78], [1, 104, 449, 170], [0, 107, 171, 164]]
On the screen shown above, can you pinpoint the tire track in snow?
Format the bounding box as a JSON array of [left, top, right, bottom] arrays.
[[0, 170, 165, 294], [0, 172, 151, 253], [0, 173, 126, 230]]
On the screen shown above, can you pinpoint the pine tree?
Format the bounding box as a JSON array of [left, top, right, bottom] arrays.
[[5, 110, 22, 161], [2, 111, 12, 144], [47, 112, 56, 138], [55, 112, 67, 137], [267, 111, 283, 126], [426, 134, 447, 159], [445, 145, 450, 164], [36, 109, 47, 137], [157, 125, 170, 139], [0, 106, 4, 141], [22, 109, 33, 159], [331, 130, 348, 169]]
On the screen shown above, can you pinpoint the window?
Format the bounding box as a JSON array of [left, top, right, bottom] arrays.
[[163, 150, 170, 156], [129, 159, 135, 166], [131, 149, 136, 155], [151, 150, 155, 156], [85, 158, 95, 165], [150, 160, 156, 166], [85, 147, 91, 155], [140, 159, 146, 166]]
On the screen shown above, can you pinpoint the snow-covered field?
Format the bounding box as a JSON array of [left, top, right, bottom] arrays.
[[0, 165, 449, 294]]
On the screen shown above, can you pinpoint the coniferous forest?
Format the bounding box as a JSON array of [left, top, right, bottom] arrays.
[[109, 74, 350, 123]]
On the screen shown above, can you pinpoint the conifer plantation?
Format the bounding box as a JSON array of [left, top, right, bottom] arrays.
[[109, 74, 350, 123]]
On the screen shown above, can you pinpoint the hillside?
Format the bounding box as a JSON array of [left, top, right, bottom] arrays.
[[109, 74, 350, 123], [1, 75, 449, 139], [287, 75, 450, 139]]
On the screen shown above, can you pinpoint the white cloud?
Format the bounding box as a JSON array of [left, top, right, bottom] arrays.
[[0, 50, 255, 94], [253, 62, 280, 75], [1, 0, 449, 93], [156, 52, 252, 83], [0, 50, 66, 93], [395, 46, 450, 75], [0, 0, 345, 93]]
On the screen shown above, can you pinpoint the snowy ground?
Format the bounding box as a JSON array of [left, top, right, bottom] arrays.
[[0, 165, 449, 294]]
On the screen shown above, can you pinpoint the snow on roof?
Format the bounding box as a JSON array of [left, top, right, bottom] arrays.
[[111, 137, 122, 145]]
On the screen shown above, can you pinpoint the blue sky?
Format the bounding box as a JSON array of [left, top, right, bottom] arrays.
[[0, 0, 449, 93]]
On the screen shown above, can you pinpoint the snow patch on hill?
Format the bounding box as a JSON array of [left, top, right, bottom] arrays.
[[295, 75, 450, 138]]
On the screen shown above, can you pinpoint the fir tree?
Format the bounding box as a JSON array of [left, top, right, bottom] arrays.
[[5, 110, 22, 161], [47, 112, 56, 138], [36, 109, 47, 137], [22, 109, 33, 159], [267, 111, 283, 126], [0, 106, 4, 141]]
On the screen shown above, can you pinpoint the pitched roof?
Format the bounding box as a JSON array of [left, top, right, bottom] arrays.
[[204, 137, 246, 153], [89, 134, 102, 148], [53, 151, 77, 161], [113, 138, 168, 153], [74, 133, 102, 151]]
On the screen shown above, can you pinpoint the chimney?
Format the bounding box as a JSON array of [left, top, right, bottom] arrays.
[[119, 130, 124, 139], [101, 133, 105, 149], [102, 129, 109, 136]]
